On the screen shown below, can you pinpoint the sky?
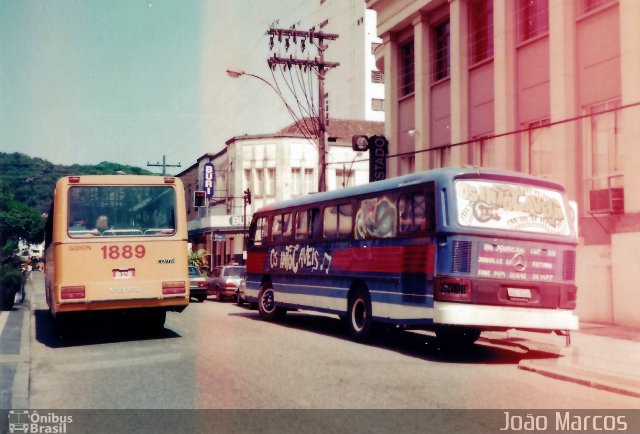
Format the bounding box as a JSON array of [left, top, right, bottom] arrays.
[[0, 0, 312, 174]]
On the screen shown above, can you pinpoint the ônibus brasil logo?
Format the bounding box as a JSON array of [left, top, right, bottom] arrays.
[[8, 410, 73, 433]]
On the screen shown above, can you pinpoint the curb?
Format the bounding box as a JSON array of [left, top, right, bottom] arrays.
[[518, 359, 640, 399], [481, 334, 640, 399]]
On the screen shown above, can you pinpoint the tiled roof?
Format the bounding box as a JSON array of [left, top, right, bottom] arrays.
[[276, 117, 385, 140]]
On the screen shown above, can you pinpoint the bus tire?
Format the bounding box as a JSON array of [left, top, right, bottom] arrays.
[[435, 326, 480, 348], [347, 288, 373, 342], [258, 286, 285, 321]]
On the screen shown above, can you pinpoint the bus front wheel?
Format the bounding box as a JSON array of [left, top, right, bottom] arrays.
[[258, 286, 286, 321], [347, 289, 372, 342]]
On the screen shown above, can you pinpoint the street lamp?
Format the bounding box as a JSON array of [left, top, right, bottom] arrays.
[[226, 68, 327, 192]]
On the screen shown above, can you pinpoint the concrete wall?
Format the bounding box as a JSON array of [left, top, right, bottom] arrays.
[[611, 232, 640, 327], [576, 244, 613, 324]]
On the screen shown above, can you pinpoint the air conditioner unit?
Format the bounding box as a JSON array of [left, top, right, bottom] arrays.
[[589, 187, 624, 214]]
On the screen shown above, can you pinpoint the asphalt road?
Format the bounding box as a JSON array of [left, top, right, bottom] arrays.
[[22, 272, 639, 411]]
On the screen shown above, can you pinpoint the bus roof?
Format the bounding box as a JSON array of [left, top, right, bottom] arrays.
[[255, 167, 566, 214], [55, 175, 181, 188]]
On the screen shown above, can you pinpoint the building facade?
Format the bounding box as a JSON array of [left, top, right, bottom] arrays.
[[178, 119, 383, 273], [368, 0, 640, 327], [315, 0, 386, 122]]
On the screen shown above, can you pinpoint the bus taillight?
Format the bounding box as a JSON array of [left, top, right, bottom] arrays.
[[61, 286, 85, 299], [435, 277, 472, 302], [69, 176, 81, 184], [164, 177, 175, 184], [162, 281, 186, 295]]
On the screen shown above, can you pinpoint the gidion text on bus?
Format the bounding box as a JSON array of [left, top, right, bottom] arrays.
[[44, 175, 189, 331], [244, 167, 579, 346]]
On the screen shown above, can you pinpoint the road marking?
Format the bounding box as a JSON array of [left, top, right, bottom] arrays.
[[0, 311, 9, 338]]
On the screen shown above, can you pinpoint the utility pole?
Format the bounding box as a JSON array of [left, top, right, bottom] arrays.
[[267, 27, 339, 192], [147, 155, 181, 176]]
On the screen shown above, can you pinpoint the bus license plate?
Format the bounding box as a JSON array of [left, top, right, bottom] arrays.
[[507, 287, 531, 299], [113, 268, 135, 279]]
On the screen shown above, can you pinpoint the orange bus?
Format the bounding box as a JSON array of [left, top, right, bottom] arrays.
[[44, 175, 189, 331]]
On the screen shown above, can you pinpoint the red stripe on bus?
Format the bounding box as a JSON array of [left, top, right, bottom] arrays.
[[332, 245, 434, 274], [246, 251, 267, 274]]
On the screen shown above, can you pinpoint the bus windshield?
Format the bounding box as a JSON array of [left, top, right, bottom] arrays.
[[455, 179, 571, 236], [67, 185, 177, 237]]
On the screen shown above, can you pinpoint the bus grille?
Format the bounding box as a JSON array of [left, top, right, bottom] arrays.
[[451, 240, 472, 274], [563, 250, 576, 281]]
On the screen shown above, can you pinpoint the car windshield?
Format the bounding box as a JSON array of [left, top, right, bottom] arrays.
[[223, 267, 245, 277], [188, 267, 202, 277]]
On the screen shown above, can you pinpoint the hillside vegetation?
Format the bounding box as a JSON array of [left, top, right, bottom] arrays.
[[0, 152, 156, 214]]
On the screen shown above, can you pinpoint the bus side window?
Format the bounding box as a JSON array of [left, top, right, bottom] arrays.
[[323, 206, 337, 239], [398, 195, 414, 233], [295, 210, 309, 240], [310, 208, 321, 240], [338, 203, 353, 237], [272, 214, 283, 241], [282, 213, 292, 240], [252, 217, 266, 247]]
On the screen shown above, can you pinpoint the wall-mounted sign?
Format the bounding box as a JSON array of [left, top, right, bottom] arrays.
[[203, 162, 215, 198], [369, 135, 388, 182]]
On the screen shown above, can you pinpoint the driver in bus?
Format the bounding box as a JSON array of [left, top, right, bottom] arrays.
[[95, 215, 110, 234]]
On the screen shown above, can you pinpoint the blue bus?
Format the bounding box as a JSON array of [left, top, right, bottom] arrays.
[[245, 167, 579, 346]]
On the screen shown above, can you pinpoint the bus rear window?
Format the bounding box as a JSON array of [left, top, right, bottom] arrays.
[[67, 186, 177, 237], [455, 179, 571, 236]]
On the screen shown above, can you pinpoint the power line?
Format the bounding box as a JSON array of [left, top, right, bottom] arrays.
[[267, 27, 339, 192], [147, 155, 181, 176]]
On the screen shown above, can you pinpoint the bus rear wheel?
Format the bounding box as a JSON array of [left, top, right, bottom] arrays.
[[347, 289, 372, 342], [258, 286, 286, 321]]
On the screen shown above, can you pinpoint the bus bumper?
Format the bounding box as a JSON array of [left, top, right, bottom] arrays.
[[433, 301, 579, 331]]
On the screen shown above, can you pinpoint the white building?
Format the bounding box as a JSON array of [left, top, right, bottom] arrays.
[[314, 0, 385, 122], [180, 119, 384, 270]]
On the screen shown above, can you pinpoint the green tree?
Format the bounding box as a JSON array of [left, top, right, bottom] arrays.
[[0, 186, 45, 260], [188, 249, 207, 271]]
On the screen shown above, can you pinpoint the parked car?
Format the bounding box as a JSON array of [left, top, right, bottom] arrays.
[[210, 265, 245, 302], [188, 265, 210, 302]]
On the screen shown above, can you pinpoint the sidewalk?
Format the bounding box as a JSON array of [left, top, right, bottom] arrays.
[[483, 323, 640, 399]]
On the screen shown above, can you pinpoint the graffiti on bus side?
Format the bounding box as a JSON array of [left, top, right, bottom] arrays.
[[269, 244, 333, 274]]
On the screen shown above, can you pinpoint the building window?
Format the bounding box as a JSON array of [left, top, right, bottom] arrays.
[[517, 0, 549, 43], [586, 99, 622, 190], [469, 0, 494, 65], [432, 20, 450, 82], [399, 38, 415, 97], [291, 168, 301, 196], [371, 70, 384, 84], [304, 168, 315, 194], [266, 168, 276, 197], [400, 155, 415, 175], [336, 169, 355, 188], [580, 0, 617, 15], [439, 146, 452, 168], [371, 98, 384, 112], [471, 135, 496, 167], [522, 119, 552, 176], [254, 168, 264, 197], [244, 169, 251, 192]]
